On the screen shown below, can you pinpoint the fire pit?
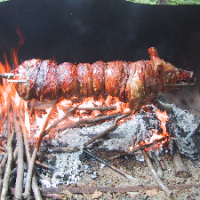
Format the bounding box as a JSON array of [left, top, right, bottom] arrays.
[[0, 44, 200, 200]]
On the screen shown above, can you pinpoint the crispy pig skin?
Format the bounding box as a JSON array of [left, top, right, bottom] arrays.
[[13, 47, 193, 110]]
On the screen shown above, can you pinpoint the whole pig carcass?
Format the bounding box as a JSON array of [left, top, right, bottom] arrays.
[[11, 47, 193, 110]]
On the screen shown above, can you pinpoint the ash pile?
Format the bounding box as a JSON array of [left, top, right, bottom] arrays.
[[38, 102, 200, 188]]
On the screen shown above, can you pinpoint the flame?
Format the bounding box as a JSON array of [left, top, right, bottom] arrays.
[[130, 109, 170, 153], [155, 110, 169, 135]]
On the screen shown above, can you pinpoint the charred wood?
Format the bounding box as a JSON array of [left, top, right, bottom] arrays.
[[53, 113, 120, 133], [160, 159, 167, 170], [36, 151, 56, 163], [171, 141, 191, 178], [35, 160, 54, 171], [84, 112, 131, 148], [48, 146, 79, 153]]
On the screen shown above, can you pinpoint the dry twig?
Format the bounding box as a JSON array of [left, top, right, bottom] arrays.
[[152, 155, 163, 178], [109, 138, 165, 160], [0, 147, 6, 152], [19, 108, 42, 200], [1, 129, 15, 200], [53, 113, 120, 132], [84, 112, 132, 148], [24, 105, 77, 199], [142, 149, 173, 198], [14, 115, 24, 199]]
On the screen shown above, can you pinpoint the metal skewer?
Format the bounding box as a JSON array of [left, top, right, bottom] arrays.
[[83, 150, 135, 181], [0, 73, 14, 79], [7, 80, 27, 83]]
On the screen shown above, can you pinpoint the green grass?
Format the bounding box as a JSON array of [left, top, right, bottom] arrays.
[[126, 0, 200, 5]]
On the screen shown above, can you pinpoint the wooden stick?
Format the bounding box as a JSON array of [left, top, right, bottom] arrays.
[[171, 142, 191, 178], [142, 149, 173, 198], [7, 79, 27, 83], [1, 129, 15, 200], [160, 159, 167, 170], [14, 115, 24, 200], [83, 112, 131, 148], [54, 113, 120, 133], [24, 105, 77, 199], [23, 102, 57, 199], [35, 160, 54, 171], [19, 108, 43, 200], [0, 147, 6, 152], [48, 146, 79, 153], [0, 153, 8, 194], [76, 105, 116, 111], [152, 155, 163, 178], [109, 138, 165, 160]]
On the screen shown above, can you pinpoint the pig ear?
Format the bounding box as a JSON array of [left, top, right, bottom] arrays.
[[148, 47, 158, 60]]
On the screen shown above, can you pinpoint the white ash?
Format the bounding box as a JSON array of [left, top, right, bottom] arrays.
[[168, 102, 198, 133], [42, 102, 200, 188], [40, 151, 88, 187], [163, 101, 200, 159]]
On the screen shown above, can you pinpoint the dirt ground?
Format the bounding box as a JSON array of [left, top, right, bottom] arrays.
[[42, 148, 200, 200]]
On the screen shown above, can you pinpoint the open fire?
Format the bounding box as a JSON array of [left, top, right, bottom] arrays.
[[0, 47, 200, 199]]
